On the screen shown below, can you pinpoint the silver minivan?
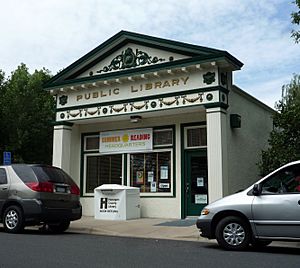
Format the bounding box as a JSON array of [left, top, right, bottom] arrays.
[[196, 161, 300, 250], [0, 164, 82, 233]]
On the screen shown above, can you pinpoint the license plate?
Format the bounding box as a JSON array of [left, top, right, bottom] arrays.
[[55, 186, 68, 193]]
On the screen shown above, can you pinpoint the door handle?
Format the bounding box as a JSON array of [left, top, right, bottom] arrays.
[[1, 187, 8, 190], [186, 183, 190, 193]]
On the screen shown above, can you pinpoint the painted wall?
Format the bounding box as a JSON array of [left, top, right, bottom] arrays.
[[225, 86, 274, 194], [68, 109, 206, 218]]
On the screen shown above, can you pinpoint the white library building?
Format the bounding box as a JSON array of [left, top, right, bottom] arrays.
[[44, 31, 274, 219]]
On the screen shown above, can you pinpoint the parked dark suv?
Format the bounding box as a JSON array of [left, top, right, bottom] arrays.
[[0, 164, 82, 233]]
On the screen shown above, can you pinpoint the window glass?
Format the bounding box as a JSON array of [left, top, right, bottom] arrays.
[[186, 127, 207, 148], [130, 151, 171, 193], [0, 168, 7, 184], [12, 164, 37, 183], [262, 165, 300, 194], [153, 129, 173, 147], [85, 154, 122, 193], [85, 136, 99, 151], [31, 166, 74, 184]]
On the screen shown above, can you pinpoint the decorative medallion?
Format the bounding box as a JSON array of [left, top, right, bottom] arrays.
[[96, 48, 165, 74], [150, 101, 157, 108], [60, 113, 65, 119], [221, 73, 227, 86], [206, 93, 213, 101], [59, 95, 68, 106], [203, 72, 216, 85], [222, 94, 226, 102]]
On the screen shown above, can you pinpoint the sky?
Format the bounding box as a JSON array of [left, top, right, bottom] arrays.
[[0, 0, 299, 108]]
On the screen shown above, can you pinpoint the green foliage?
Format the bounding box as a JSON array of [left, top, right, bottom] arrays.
[[259, 74, 300, 176], [291, 0, 300, 43], [0, 64, 55, 164]]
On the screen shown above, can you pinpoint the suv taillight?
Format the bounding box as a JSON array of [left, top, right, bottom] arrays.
[[70, 183, 80, 195], [25, 182, 54, 193]]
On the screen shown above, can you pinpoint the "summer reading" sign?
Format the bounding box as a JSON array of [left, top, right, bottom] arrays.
[[99, 128, 153, 154]]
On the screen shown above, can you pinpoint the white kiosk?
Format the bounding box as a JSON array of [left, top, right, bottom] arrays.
[[94, 184, 140, 220]]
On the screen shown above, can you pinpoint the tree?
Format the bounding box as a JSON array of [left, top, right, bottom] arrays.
[[259, 74, 300, 176], [0, 64, 55, 164], [0, 70, 7, 161], [291, 0, 300, 43]]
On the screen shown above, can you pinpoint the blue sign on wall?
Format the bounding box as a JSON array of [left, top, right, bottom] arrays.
[[3, 151, 11, 165]]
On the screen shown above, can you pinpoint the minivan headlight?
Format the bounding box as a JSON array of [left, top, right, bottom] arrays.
[[201, 208, 210, 215]]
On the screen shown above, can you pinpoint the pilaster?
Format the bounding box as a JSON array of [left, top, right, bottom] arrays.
[[206, 107, 228, 202]]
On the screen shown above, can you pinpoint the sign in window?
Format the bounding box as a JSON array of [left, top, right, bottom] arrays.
[[130, 151, 171, 193]]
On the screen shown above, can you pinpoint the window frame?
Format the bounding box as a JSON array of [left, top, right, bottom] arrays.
[[127, 148, 173, 197], [83, 153, 124, 196], [84, 135, 100, 152], [0, 168, 8, 185], [81, 126, 175, 197], [153, 128, 173, 148], [261, 164, 300, 195], [184, 125, 207, 149]]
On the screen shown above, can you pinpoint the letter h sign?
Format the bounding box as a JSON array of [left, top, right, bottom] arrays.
[[100, 198, 108, 209]]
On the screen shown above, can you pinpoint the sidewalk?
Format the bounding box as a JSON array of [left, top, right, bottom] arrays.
[[68, 216, 207, 242], [68, 217, 300, 248]]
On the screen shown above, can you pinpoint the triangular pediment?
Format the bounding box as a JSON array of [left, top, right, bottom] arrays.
[[44, 31, 243, 90], [76, 43, 191, 78]]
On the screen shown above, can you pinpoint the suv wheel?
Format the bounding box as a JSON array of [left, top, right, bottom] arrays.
[[3, 206, 25, 233], [215, 216, 251, 250], [48, 221, 70, 233]]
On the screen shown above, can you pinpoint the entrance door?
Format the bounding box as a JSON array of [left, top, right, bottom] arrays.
[[185, 150, 208, 216]]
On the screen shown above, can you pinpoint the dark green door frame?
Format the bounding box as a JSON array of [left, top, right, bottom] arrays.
[[183, 149, 208, 217]]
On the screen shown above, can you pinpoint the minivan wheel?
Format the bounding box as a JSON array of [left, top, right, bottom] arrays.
[[215, 216, 251, 250], [3, 206, 25, 233], [48, 221, 70, 233]]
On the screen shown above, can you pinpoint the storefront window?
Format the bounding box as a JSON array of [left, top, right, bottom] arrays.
[[85, 154, 122, 194], [83, 127, 174, 196], [130, 151, 171, 193]]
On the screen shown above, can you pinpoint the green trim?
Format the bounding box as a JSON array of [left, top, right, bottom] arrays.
[[180, 122, 207, 219], [56, 102, 207, 125], [45, 55, 240, 90], [55, 86, 227, 112], [180, 123, 185, 219], [44, 31, 243, 88], [204, 102, 229, 110], [185, 149, 208, 216], [51, 121, 74, 127], [172, 124, 176, 198], [79, 125, 176, 198], [80, 133, 85, 197], [123, 154, 127, 186]]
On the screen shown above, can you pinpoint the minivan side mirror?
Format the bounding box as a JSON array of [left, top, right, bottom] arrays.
[[252, 184, 262, 196]]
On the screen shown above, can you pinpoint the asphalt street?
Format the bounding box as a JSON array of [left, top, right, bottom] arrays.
[[0, 228, 299, 268]]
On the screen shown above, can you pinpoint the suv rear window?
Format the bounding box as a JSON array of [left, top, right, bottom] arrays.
[[12, 164, 37, 183], [31, 166, 74, 184], [12, 165, 74, 184]]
